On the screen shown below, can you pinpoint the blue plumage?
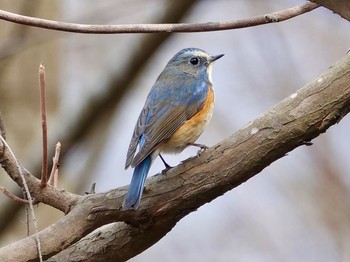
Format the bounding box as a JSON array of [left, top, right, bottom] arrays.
[[123, 154, 152, 209], [123, 48, 223, 209]]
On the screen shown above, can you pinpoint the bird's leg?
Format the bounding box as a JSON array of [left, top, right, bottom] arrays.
[[85, 182, 96, 194], [159, 154, 172, 173]]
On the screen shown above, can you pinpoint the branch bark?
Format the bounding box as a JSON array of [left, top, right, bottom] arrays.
[[0, 2, 319, 34], [1, 53, 349, 261], [0, 139, 79, 214]]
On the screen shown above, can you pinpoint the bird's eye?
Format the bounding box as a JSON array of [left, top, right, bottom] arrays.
[[189, 57, 200, 65]]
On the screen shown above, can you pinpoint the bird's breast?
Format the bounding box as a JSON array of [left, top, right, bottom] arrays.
[[158, 86, 214, 154]]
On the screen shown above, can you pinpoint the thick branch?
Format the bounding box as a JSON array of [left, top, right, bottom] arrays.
[[0, 2, 319, 34], [1, 53, 349, 261], [51, 54, 350, 261]]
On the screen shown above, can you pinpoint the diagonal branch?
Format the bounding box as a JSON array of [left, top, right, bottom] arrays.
[[0, 186, 29, 204], [1, 52, 349, 261], [51, 53, 350, 262], [0, 2, 320, 34]]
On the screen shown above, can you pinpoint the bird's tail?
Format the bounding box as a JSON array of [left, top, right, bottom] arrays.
[[123, 155, 152, 210]]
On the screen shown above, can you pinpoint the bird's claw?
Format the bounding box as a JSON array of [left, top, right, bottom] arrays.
[[197, 146, 208, 157], [161, 163, 173, 174], [188, 142, 209, 155]]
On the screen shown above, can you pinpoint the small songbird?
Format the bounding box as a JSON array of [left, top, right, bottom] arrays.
[[123, 48, 224, 209]]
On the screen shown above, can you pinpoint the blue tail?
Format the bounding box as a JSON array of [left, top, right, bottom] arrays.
[[123, 156, 152, 210]]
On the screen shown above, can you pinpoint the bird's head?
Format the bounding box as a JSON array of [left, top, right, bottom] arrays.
[[167, 48, 224, 81]]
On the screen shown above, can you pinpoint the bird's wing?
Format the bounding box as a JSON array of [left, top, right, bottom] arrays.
[[125, 74, 208, 169], [125, 106, 148, 169]]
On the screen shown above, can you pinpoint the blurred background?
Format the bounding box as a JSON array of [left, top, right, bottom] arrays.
[[0, 0, 350, 261]]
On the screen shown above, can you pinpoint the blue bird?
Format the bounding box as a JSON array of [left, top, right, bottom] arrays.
[[123, 48, 224, 209]]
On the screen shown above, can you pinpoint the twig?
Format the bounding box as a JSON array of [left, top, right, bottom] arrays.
[[39, 63, 48, 188], [0, 114, 5, 157], [22, 190, 30, 237], [0, 135, 43, 262], [0, 2, 320, 34], [0, 112, 5, 140], [48, 142, 61, 187], [0, 186, 29, 204]]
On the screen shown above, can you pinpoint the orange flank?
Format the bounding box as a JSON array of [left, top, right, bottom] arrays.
[[160, 86, 215, 153]]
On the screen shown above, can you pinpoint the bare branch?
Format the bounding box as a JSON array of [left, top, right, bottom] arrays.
[[0, 2, 320, 34], [0, 113, 5, 140], [0, 134, 79, 213], [0, 186, 29, 204], [39, 63, 48, 188], [48, 142, 61, 187], [0, 135, 43, 261]]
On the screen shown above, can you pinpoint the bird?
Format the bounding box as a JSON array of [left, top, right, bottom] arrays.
[[123, 48, 224, 210]]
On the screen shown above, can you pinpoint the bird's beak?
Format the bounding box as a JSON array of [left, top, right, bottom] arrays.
[[209, 54, 224, 63]]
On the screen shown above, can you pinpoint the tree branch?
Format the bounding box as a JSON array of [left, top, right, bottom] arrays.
[[0, 137, 79, 214], [0, 135, 43, 261], [39, 63, 48, 188], [1, 52, 349, 261], [0, 112, 5, 140], [0, 2, 320, 34], [51, 53, 350, 262], [0, 186, 29, 204], [48, 142, 61, 187]]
